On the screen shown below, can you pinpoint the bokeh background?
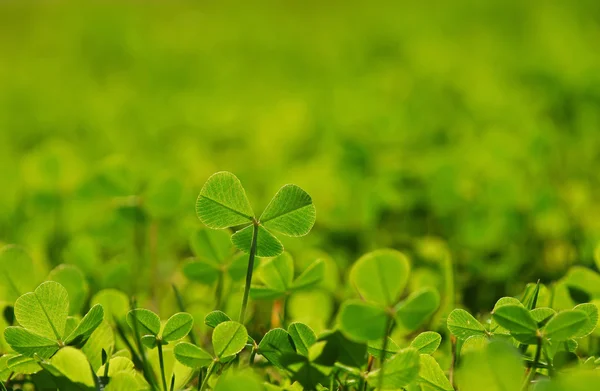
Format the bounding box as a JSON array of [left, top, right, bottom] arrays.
[[1, 0, 600, 313]]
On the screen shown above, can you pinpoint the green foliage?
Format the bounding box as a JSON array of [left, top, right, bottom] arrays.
[[2, 169, 600, 390], [212, 321, 248, 359], [196, 172, 316, 258]]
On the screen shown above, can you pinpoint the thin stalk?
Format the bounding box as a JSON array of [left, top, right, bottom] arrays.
[[215, 271, 225, 310], [522, 334, 543, 391], [249, 346, 257, 367], [239, 221, 259, 324], [361, 355, 374, 391], [170, 375, 175, 391], [449, 335, 457, 388], [158, 342, 168, 391], [197, 368, 206, 391], [377, 315, 394, 390], [200, 361, 217, 391], [129, 302, 159, 390]]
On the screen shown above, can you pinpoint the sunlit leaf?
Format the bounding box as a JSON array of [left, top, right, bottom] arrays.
[[410, 332, 442, 355], [260, 184, 316, 237], [418, 354, 453, 391], [195, 171, 254, 229], [162, 312, 194, 342], [366, 348, 420, 389], [48, 264, 89, 315], [14, 281, 69, 341], [543, 309, 587, 342], [212, 321, 248, 359], [446, 309, 486, 340], [126, 308, 161, 337]]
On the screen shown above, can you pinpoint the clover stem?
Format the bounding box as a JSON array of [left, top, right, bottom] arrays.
[[377, 314, 394, 390], [239, 221, 259, 324], [199, 361, 216, 391], [522, 334, 543, 391], [249, 346, 257, 366], [215, 271, 224, 310], [158, 342, 168, 391]]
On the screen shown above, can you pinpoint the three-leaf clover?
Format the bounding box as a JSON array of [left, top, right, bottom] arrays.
[[195, 171, 316, 258], [4, 281, 104, 360]]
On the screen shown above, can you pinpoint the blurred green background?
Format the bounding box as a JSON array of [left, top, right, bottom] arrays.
[[1, 0, 600, 312]]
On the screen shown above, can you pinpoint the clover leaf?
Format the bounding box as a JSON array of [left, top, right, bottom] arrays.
[[4, 281, 104, 359]]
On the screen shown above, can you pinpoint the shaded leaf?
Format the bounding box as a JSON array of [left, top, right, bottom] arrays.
[[396, 287, 440, 331], [291, 259, 325, 292], [204, 311, 231, 328], [174, 342, 213, 369], [288, 322, 316, 356], [337, 300, 388, 342], [368, 337, 399, 360], [232, 224, 284, 258], [258, 328, 296, 369], [190, 228, 233, 263], [350, 249, 410, 307], [492, 305, 537, 344], [0, 245, 38, 302], [418, 354, 453, 391]]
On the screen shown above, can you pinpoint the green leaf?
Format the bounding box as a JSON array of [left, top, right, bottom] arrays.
[[314, 330, 368, 368], [259, 184, 316, 237], [492, 305, 538, 343], [212, 321, 248, 359], [96, 356, 134, 376], [14, 281, 69, 341], [4, 327, 59, 359], [367, 337, 400, 359], [214, 370, 264, 391], [291, 259, 325, 291], [141, 335, 157, 349], [258, 328, 296, 369], [65, 304, 104, 345], [195, 171, 254, 229], [6, 354, 40, 375], [456, 341, 523, 391], [48, 264, 89, 315], [288, 322, 316, 356], [231, 224, 283, 258], [81, 321, 115, 371], [493, 297, 522, 309], [249, 286, 283, 300], [126, 309, 161, 337], [162, 312, 194, 342], [410, 332, 442, 355], [367, 348, 420, 389], [530, 307, 556, 324], [337, 300, 389, 342], [572, 303, 598, 338], [395, 287, 440, 331], [0, 245, 39, 302], [349, 249, 410, 306], [174, 342, 213, 369], [418, 354, 453, 391], [182, 259, 220, 285], [460, 335, 489, 355], [446, 309, 486, 340], [543, 310, 588, 342], [44, 347, 95, 388], [91, 289, 129, 322], [204, 310, 231, 328], [258, 252, 294, 292], [190, 228, 233, 263]]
